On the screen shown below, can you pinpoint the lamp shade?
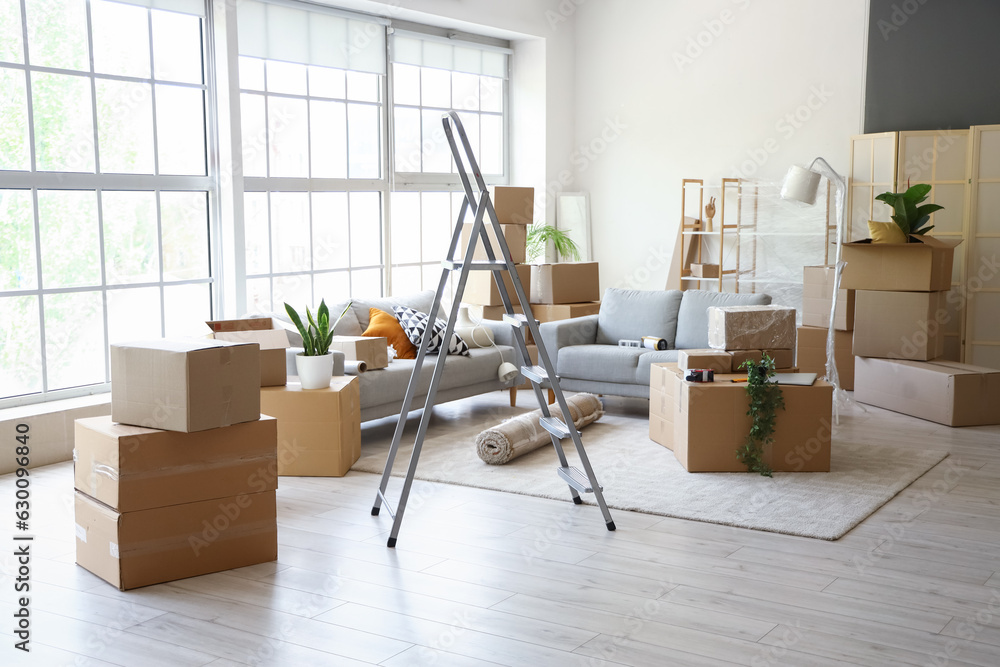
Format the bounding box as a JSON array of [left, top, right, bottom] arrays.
[[781, 165, 822, 205]]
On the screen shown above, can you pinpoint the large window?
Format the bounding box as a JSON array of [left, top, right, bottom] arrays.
[[0, 0, 213, 403]]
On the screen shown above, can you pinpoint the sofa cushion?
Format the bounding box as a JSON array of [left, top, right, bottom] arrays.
[[350, 290, 440, 331], [674, 290, 771, 350], [558, 345, 647, 384], [363, 308, 416, 359], [393, 306, 470, 356], [635, 350, 680, 385], [595, 288, 683, 347]]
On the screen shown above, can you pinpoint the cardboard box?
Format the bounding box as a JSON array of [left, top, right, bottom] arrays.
[[74, 416, 277, 512], [649, 413, 673, 451], [111, 339, 261, 433], [492, 186, 534, 225], [330, 335, 388, 370], [678, 349, 732, 373], [658, 367, 832, 472], [464, 264, 532, 307], [207, 318, 291, 387], [648, 363, 678, 451], [840, 236, 961, 292], [853, 290, 946, 361], [796, 325, 855, 391], [729, 350, 762, 370], [764, 348, 795, 370], [460, 224, 527, 264], [260, 376, 361, 476], [530, 302, 602, 322], [854, 358, 1000, 426], [707, 306, 796, 351], [531, 262, 600, 304], [690, 263, 720, 279], [74, 490, 277, 590], [802, 266, 856, 331]]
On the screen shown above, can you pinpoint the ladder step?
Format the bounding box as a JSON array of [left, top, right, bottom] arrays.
[[442, 259, 507, 271], [502, 313, 538, 328], [539, 416, 570, 439], [558, 466, 601, 494], [520, 365, 548, 383]]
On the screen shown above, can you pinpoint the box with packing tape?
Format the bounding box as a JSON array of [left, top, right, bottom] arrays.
[[707, 305, 797, 351], [207, 317, 290, 387], [840, 235, 961, 292], [111, 339, 261, 433]]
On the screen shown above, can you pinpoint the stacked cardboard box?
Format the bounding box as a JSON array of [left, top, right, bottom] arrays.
[[529, 262, 601, 319], [76, 339, 278, 590], [464, 186, 534, 307], [703, 305, 796, 372], [796, 266, 856, 390], [840, 237, 998, 425], [207, 317, 290, 387]]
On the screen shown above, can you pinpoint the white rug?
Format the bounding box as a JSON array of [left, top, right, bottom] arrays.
[[353, 398, 948, 540]]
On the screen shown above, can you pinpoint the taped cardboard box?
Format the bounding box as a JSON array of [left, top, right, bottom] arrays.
[[111, 339, 261, 433], [796, 325, 855, 390], [678, 349, 732, 373], [530, 302, 601, 322], [707, 305, 796, 351], [690, 263, 720, 279], [802, 266, 856, 331], [840, 236, 961, 292], [853, 290, 945, 361], [330, 335, 388, 370], [491, 186, 534, 225], [464, 264, 532, 307], [74, 416, 277, 512], [459, 224, 527, 264], [531, 262, 600, 304], [74, 489, 277, 590], [260, 376, 361, 476], [854, 357, 1000, 426], [207, 317, 290, 387], [649, 413, 673, 451]]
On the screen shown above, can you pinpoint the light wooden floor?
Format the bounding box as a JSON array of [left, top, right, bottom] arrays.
[[3, 390, 1000, 666]]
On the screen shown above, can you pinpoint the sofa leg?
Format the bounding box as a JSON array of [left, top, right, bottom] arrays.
[[509, 388, 517, 407]]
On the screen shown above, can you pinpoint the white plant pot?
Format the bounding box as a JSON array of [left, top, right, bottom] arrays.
[[296, 353, 334, 390]]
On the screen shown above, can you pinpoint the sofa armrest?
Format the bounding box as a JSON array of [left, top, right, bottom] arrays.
[[538, 314, 599, 374]]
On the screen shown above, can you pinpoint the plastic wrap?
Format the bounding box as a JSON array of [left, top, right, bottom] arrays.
[[707, 305, 796, 351]]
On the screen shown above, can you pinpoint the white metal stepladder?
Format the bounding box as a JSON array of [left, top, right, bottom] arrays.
[[371, 112, 616, 547]]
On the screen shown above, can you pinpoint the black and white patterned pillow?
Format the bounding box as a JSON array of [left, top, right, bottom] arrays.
[[393, 306, 470, 356]]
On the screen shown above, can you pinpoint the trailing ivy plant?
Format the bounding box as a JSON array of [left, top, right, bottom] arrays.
[[738, 353, 785, 477]]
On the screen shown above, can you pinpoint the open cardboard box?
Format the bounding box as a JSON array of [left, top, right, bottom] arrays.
[[207, 317, 290, 387], [840, 235, 961, 292]]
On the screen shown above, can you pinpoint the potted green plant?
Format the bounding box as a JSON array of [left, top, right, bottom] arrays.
[[875, 183, 944, 243], [526, 224, 581, 263], [285, 299, 352, 389]]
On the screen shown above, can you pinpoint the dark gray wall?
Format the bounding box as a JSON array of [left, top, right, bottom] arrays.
[[865, 0, 1000, 132]]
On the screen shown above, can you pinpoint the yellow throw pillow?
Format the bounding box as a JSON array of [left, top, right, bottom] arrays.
[[868, 220, 907, 244], [363, 307, 416, 360]]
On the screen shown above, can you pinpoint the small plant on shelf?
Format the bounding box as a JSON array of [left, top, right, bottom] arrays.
[[875, 183, 944, 242], [738, 353, 785, 477], [526, 224, 580, 263]]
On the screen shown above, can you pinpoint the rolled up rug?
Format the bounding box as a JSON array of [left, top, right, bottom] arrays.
[[476, 393, 603, 465]]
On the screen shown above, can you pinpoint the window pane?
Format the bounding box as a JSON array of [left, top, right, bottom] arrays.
[[25, 0, 88, 71], [102, 190, 158, 284], [480, 113, 502, 175], [0, 190, 35, 290], [270, 192, 309, 273], [457, 111, 479, 166], [347, 103, 379, 178], [156, 84, 206, 175], [421, 108, 451, 173], [246, 277, 270, 313], [420, 192, 450, 262], [266, 60, 306, 96], [393, 106, 420, 173], [164, 282, 210, 337], [389, 265, 420, 296], [309, 100, 346, 178], [420, 67, 449, 108], [481, 76, 502, 113], [313, 271, 349, 305], [390, 191, 420, 264], [32, 72, 95, 172], [309, 65, 345, 99], [268, 95, 308, 177], [244, 192, 269, 274], [312, 191, 349, 271], [452, 72, 479, 111], [0, 68, 30, 170], [161, 191, 209, 281], [274, 274, 311, 311], [392, 64, 419, 106], [44, 290, 105, 390], [96, 79, 155, 174], [38, 190, 99, 288], [0, 0, 24, 64], [0, 295, 42, 395], [346, 70, 378, 103], [239, 56, 265, 91], [152, 10, 202, 84], [240, 93, 267, 177], [107, 286, 161, 344], [351, 267, 381, 297], [350, 191, 381, 267], [92, 0, 150, 79]]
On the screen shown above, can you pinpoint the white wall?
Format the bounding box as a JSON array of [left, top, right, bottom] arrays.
[[571, 0, 869, 292]]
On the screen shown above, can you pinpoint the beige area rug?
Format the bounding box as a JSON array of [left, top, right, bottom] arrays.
[[353, 397, 948, 540]]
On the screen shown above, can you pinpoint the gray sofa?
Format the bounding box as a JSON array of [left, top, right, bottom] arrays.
[[538, 288, 771, 398], [282, 291, 520, 422]]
